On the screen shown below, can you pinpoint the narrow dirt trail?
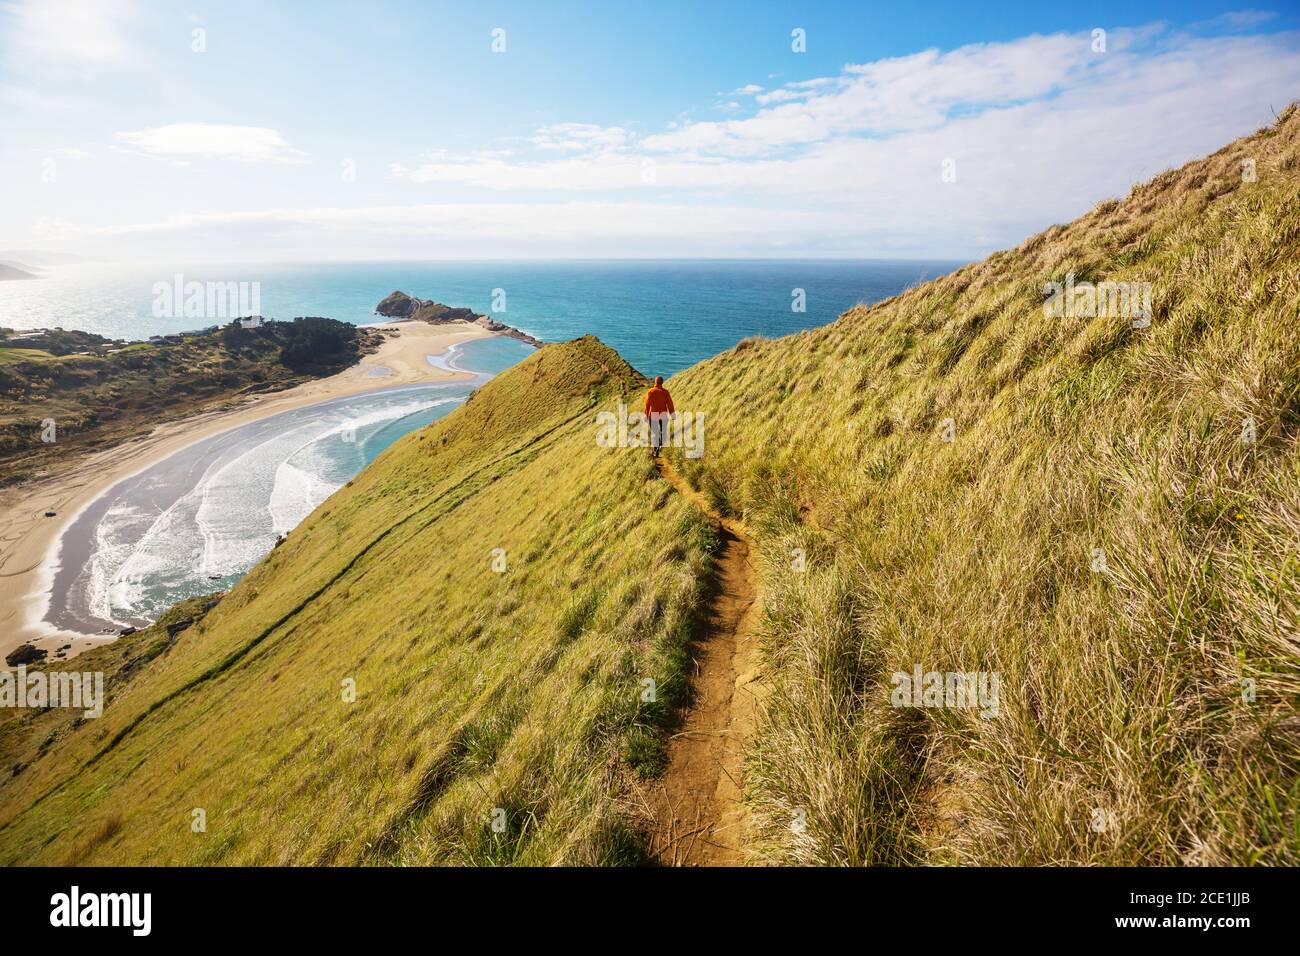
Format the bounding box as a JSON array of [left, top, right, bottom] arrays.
[[645, 457, 762, 866]]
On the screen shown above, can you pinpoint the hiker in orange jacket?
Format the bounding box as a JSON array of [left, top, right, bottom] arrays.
[[643, 375, 674, 457]]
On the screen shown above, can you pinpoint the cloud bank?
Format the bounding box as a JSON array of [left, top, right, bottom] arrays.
[[13, 17, 1300, 259]]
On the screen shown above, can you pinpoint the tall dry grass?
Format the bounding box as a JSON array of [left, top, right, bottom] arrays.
[[664, 104, 1300, 865], [3, 111, 1297, 866]]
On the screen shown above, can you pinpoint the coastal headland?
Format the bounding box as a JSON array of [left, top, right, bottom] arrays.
[[0, 316, 507, 664]]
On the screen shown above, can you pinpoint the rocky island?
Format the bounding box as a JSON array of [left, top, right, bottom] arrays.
[[375, 291, 543, 349]]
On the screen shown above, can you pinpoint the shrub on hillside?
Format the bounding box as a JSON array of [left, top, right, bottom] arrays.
[[278, 316, 359, 370]]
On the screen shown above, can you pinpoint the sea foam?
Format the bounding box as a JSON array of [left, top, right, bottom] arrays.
[[84, 393, 451, 624]]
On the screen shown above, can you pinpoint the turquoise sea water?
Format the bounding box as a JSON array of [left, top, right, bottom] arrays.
[[50, 337, 532, 630], [0, 259, 962, 376], [12, 259, 963, 629]]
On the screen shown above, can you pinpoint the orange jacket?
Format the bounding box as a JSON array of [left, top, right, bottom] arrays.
[[643, 384, 674, 417]]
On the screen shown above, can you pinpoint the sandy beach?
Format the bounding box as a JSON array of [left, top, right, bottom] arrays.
[[0, 319, 493, 663]]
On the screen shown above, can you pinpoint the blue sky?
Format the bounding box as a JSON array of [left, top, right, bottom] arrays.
[[1, 0, 1298, 260]]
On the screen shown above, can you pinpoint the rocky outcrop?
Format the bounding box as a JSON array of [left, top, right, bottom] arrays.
[[470, 315, 544, 348], [5, 643, 47, 666], [375, 291, 542, 348], [375, 290, 421, 318]]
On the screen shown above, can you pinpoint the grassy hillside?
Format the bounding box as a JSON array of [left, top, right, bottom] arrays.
[[2, 109, 1297, 865], [0, 318, 372, 486], [666, 105, 1300, 865], [0, 336, 716, 864]]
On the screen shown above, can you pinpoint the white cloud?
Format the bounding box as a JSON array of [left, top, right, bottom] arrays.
[[529, 123, 629, 153], [645, 32, 1095, 157], [753, 88, 812, 105], [30, 201, 877, 259], [392, 152, 650, 190], [383, 24, 1300, 229], [113, 123, 310, 165], [1197, 9, 1277, 29], [1, 0, 136, 68], [14, 19, 1300, 261]]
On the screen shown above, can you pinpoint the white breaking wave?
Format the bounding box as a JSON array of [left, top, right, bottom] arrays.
[[84, 392, 455, 623], [195, 420, 320, 577], [86, 502, 150, 626], [426, 342, 477, 376], [88, 472, 212, 624], [268, 461, 342, 536], [266, 397, 456, 533]]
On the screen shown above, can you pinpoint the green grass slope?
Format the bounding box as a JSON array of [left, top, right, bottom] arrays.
[[665, 106, 1300, 864], [0, 336, 716, 864], [2, 109, 1298, 866]]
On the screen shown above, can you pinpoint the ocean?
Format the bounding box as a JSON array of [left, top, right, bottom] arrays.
[[0, 259, 962, 376], [46, 338, 531, 632], [5, 259, 962, 630]]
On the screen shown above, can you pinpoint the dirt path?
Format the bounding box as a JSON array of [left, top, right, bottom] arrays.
[[645, 457, 762, 866]]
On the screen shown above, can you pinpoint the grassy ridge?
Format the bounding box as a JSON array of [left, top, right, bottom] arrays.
[[661, 106, 1300, 864], [0, 337, 715, 864], [2, 111, 1297, 865]]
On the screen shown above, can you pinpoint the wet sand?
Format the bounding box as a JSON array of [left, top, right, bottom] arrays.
[[0, 320, 492, 663]]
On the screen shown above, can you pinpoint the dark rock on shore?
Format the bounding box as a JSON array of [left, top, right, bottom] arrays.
[[375, 290, 420, 318], [375, 291, 543, 349], [165, 618, 194, 639], [5, 643, 47, 666], [473, 315, 544, 348]]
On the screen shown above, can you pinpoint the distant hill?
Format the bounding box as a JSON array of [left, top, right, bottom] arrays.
[[1, 106, 1297, 866], [0, 263, 37, 281], [0, 249, 92, 268]]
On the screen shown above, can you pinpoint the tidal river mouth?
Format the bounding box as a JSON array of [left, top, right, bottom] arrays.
[[45, 336, 531, 634]]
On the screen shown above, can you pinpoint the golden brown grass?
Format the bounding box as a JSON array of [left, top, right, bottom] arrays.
[[0, 337, 715, 864], [661, 104, 1300, 865], [2, 109, 1297, 866]]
